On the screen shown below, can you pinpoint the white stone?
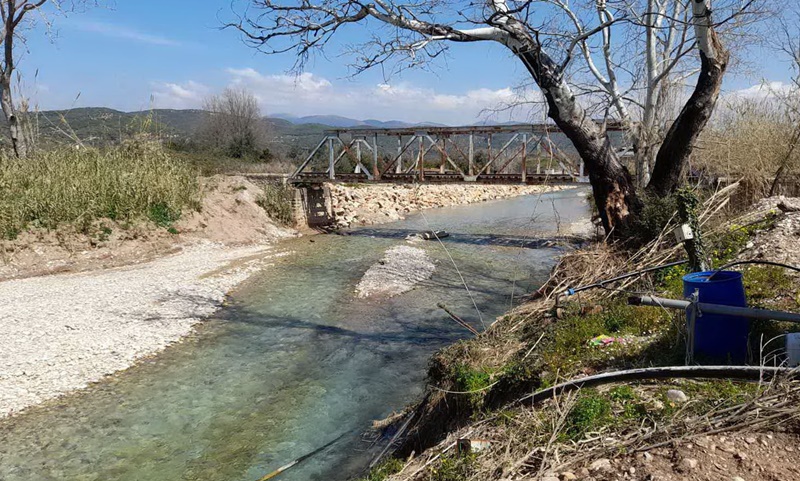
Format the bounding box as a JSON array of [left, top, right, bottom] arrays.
[[680, 458, 698, 470], [666, 389, 689, 403], [590, 458, 611, 471]]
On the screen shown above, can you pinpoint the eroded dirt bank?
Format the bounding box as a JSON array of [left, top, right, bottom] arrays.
[[370, 195, 800, 481], [0, 175, 294, 282]]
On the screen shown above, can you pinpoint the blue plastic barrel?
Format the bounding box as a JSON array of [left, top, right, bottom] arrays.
[[683, 271, 749, 363]]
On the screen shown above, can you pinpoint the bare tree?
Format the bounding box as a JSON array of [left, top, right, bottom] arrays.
[[198, 87, 266, 159], [0, 1, 95, 158], [228, 0, 753, 238], [768, 8, 800, 196]]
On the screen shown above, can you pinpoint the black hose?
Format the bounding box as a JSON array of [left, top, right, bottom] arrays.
[[565, 259, 688, 296], [708, 260, 800, 281], [518, 365, 799, 405]]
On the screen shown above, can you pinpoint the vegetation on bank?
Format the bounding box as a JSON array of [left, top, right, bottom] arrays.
[[256, 183, 295, 226], [359, 190, 800, 480], [0, 141, 200, 239]]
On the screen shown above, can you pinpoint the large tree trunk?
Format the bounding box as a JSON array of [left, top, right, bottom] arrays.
[[0, 74, 27, 158], [647, 0, 728, 197], [515, 50, 641, 236]]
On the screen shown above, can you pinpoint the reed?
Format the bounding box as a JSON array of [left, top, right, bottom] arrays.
[[0, 140, 200, 238]]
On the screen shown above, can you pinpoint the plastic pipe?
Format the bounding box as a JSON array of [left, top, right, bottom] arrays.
[[629, 295, 800, 323]]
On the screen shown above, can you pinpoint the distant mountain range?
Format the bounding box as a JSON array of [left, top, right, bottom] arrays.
[[10, 107, 576, 158], [271, 113, 448, 129]]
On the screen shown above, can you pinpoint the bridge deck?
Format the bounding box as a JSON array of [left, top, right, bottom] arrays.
[[290, 172, 580, 185]]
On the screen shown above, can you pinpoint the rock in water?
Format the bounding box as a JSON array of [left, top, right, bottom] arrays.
[[355, 246, 435, 298]]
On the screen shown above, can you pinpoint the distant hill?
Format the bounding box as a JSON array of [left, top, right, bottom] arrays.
[[272, 113, 447, 129], [13, 108, 331, 152], [9, 108, 620, 162]]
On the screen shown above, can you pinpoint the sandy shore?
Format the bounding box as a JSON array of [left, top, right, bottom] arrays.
[[0, 241, 290, 419]]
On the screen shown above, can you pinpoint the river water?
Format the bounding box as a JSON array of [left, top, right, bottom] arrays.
[[0, 188, 589, 481]]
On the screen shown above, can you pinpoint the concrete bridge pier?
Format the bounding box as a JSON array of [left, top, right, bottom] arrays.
[[292, 183, 335, 229]]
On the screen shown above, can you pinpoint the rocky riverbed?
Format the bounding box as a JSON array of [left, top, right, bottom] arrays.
[[355, 245, 436, 298], [328, 183, 566, 228]]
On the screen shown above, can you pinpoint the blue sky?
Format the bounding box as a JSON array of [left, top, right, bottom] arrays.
[[19, 0, 796, 124]]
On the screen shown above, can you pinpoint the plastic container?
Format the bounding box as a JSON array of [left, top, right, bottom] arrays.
[[787, 333, 800, 367], [683, 271, 748, 363]]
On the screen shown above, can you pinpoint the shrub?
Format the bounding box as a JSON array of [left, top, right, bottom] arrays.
[[257, 183, 295, 225], [565, 390, 612, 439], [0, 141, 200, 238]]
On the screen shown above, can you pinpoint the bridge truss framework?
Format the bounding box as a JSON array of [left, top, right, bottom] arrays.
[[290, 123, 625, 185]]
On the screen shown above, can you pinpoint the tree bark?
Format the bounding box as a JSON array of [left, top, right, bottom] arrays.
[[1, 0, 28, 159], [647, 1, 728, 197], [0, 74, 26, 158], [516, 50, 641, 236]]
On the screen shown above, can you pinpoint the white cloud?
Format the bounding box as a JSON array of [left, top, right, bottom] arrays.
[[218, 69, 537, 124], [729, 81, 796, 99], [151, 69, 540, 124], [151, 81, 210, 109], [71, 20, 181, 47]]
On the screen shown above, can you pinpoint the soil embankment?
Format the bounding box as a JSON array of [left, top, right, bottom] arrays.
[[0, 176, 295, 281], [328, 183, 567, 228], [0, 175, 296, 418], [372, 195, 800, 481]]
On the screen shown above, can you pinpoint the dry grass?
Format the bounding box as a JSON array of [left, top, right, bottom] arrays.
[[0, 140, 200, 238], [388, 375, 800, 481], [693, 96, 800, 204]]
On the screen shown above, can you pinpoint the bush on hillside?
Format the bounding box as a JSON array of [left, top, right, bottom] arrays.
[[0, 141, 200, 238]]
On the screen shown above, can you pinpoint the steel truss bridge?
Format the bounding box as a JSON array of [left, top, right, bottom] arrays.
[[290, 123, 626, 185]]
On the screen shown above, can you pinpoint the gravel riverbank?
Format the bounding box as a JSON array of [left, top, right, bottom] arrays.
[[0, 242, 290, 419], [329, 184, 567, 228]]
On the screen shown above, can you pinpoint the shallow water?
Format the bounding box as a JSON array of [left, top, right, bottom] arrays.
[[0, 188, 590, 481]]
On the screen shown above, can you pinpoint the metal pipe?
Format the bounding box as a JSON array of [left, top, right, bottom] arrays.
[[629, 295, 800, 323]]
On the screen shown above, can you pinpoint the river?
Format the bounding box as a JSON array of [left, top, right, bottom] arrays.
[[0, 187, 590, 481]]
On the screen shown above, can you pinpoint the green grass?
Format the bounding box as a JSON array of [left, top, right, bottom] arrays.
[[565, 389, 612, 440], [428, 453, 477, 481], [742, 265, 794, 304], [359, 458, 404, 481], [708, 213, 779, 266], [540, 300, 673, 375], [453, 364, 495, 409], [257, 183, 295, 226], [0, 141, 200, 238]]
